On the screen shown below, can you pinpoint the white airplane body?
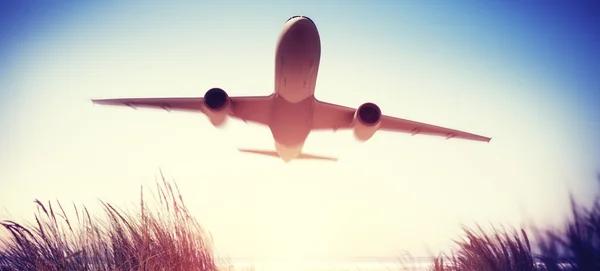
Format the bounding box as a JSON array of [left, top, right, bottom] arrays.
[[92, 16, 491, 162]]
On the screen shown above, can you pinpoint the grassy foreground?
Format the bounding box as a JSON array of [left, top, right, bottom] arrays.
[[0, 174, 216, 271], [1, 174, 599, 271]]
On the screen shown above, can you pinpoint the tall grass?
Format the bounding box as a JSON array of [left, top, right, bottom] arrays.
[[429, 226, 536, 271], [533, 192, 600, 270], [2, 173, 600, 271], [0, 173, 216, 271], [421, 177, 600, 271]]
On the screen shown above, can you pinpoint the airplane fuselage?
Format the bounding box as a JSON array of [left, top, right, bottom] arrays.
[[91, 15, 492, 163], [269, 16, 321, 162]]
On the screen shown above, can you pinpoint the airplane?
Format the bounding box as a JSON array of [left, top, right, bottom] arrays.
[[92, 15, 491, 163]]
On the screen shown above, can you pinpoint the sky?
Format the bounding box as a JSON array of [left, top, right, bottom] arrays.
[[0, 0, 599, 261]]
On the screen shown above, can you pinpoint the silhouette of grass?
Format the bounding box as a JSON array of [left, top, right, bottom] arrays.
[[0, 173, 216, 271], [425, 225, 538, 271], [2, 173, 600, 271], [418, 176, 600, 271], [532, 190, 600, 271]]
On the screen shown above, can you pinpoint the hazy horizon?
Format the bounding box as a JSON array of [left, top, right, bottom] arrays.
[[1, 1, 599, 260]]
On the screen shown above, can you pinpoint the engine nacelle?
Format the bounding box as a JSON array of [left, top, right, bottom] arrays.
[[204, 88, 230, 127], [353, 102, 382, 141]]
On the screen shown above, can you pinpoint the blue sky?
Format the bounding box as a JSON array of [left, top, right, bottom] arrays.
[[0, 0, 599, 260]]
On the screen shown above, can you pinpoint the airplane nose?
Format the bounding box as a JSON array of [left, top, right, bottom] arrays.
[[285, 16, 317, 39], [277, 14, 320, 62], [286, 15, 300, 23], [285, 15, 315, 27]]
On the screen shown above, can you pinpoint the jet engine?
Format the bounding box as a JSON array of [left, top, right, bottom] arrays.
[[353, 102, 382, 141], [204, 87, 230, 127]]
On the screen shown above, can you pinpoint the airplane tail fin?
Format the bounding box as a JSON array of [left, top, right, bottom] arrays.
[[237, 148, 338, 162]]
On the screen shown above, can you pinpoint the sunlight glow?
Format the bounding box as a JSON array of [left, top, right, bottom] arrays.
[[1, 1, 598, 260]]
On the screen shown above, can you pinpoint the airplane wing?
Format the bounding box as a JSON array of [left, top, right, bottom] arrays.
[[91, 95, 273, 126], [311, 100, 491, 142]]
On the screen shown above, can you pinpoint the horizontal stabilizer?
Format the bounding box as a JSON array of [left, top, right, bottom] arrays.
[[238, 148, 338, 162], [238, 149, 280, 158]]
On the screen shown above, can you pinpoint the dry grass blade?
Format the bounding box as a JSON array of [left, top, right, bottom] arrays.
[[0, 174, 216, 271]]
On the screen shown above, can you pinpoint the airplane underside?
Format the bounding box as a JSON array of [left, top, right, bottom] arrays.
[[90, 15, 491, 163]]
